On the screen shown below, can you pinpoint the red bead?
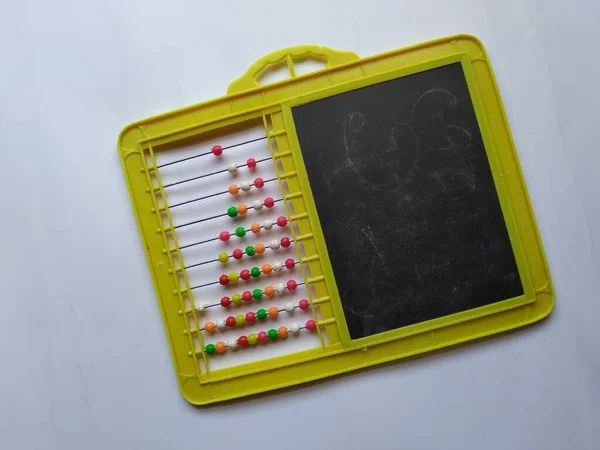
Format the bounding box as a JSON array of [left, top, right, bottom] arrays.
[[286, 279, 298, 291], [212, 145, 223, 156], [257, 331, 268, 343], [240, 269, 251, 280], [247, 158, 257, 171], [219, 274, 230, 286], [254, 178, 265, 189], [220, 296, 232, 308], [264, 197, 275, 208], [242, 291, 252, 302], [277, 216, 288, 227], [232, 248, 243, 260], [280, 237, 291, 248], [299, 299, 309, 310], [245, 311, 256, 323], [219, 231, 230, 241], [305, 319, 316, 331], [238, 335, 249, 347], [285, 258, 295, 269], [225, 316, 236, 327]]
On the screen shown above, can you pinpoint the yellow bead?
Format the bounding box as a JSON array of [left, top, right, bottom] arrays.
[[248, 333, 258, 345], [218, 252, 228, 264], [235, 314, 245, 326], [232, 293, 242, 305], [229, 271, 239, 283]]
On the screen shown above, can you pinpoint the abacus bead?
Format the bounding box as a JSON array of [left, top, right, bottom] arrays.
[[248, 333, 258, 345], [205, 343, 216, 354], [227, 206, 238, 217], [252, 288, 263, 299], [211, 145, 223, 156], [285, 258, 295, 269], [268, 306, 279, 318], [278, 326, 289, 339], [264, 285, 275, 297], [299, 299, 309, 310], [245, 246, 255, 256], [232, 293, 242, 305], [242, 291, 252, 302], [219, 231, 230, 241], [281, 237, 291, 248], [225, 316, 236, 327], [250, 267, 261, 278], [270, 239, 280, 250], [263, 220, 273, 231], [277, 216, 288, 227], [262, 264, 272, 275], [221, 297, 232, 308], [240, 181, 251, 192], [218, 252, 229, 264], [205, 322, 216, 333], [216, 341, 227, 353], [235, 314, 245, 327], [290, 324, 301, 335], [251, 222, 261, 233], [255, 243, 265, 254], [237, 204, 248, 215], [275, 283, 286, 295], [273, 261, 283, 272], [228, 271, 239, 283], [286, 279, 298, 291], [232, 249, 243, 260], [240, 269, 251, 280], [237, 335, 249, 347], [253, 200, 263, 211], [256, 308, 267, 320], [228, 339, 238, 351], [219, 274, 230, 286], [235, 226, 246, 237], [254, 177, 265, 188], [264, 197, 275, 208], [245, 311, 256, 323], [228, 163, 238, 175], [228, 184, 239, 195], [258, 330, 268, 343], [306, 319, 317, 331], [216, 319, 226, 330], [247, 158, 257, 171], [285, 302, 295, 313], [195, 303, 206, 313], [268, 329, 278, 340]]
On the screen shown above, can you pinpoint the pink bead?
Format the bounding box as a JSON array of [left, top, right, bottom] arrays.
[[247, 158, 257, 171], [242, 291, 252, 302], [254, 178, 264, 188], [240, 269, 251, 280], [212, 145, 223, 156], [264, 197, 275, 208], [219, 231, 230, 242], [276, 216, 288, 227], [245, 311, 256, 323], [280, 237, 291, 248], [232, 249, 243, 260], [257, 331, 268, 343], [305, 319, 316, 331], [285, 258, 295, 269], [299, 299, 309, 310], [286, 279, 298, 291]]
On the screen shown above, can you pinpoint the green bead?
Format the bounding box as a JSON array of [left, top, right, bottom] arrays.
[[227, 206, 238, 217], [232, 293, 242, 305], [267, 329, 278, 340], [205, 344, 216, 355], [235, 226, 246, 237], [245, 246, 255, 256], [250, 267, 261, 278], [252, 289, 263, 299], [256, 309, 267, 320]]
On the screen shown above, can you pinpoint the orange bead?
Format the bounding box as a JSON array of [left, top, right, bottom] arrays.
[[251, 222, 261, 233], [204, 321, 216, 333], [277, 326, 288, 339], [215, 341, 227, 353], [264, 285, 275, 297], [237, 204, 248, 215], [262, 264, 272, 275], [268, 306, 279, 318], [255, 243, 265, 254], [228, 184, 239, 195]]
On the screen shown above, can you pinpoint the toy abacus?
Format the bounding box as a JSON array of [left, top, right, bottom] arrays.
[[118, 35, 554, 405]]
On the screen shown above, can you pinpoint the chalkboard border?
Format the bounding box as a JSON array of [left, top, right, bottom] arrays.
[[281, 52, 544, 348]]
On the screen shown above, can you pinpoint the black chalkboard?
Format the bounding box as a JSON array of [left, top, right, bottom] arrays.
[[292, 63, 524, 340]]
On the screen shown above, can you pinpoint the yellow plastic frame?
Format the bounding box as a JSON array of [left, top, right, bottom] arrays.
[[118, 35, 553, 405]]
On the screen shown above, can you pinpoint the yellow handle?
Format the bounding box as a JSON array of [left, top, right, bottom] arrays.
[[227, 45, 359, 95]]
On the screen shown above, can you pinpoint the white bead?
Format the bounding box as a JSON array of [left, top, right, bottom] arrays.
[[270, 239, 280, 250], [228, 339, 238, 351], [275, 283, 286, 295], [240, 181, 251, 192], [253, 200, 263, 210], [195, 304, 206, 313], [273, 261, 283, 272], [290, 323, 301, 335], [285, 302, 295, 313], [216, 319, 226, 330], [263, 220, 273, 231], [227, 162, 238, 174]]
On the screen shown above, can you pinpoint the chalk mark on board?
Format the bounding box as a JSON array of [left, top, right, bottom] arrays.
[[361, 226, 390, 276]]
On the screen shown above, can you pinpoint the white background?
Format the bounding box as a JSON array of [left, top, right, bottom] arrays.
[[1, 0, 599, 449]]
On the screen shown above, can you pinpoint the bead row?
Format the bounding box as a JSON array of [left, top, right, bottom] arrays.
[[218, 216, 287, 242], [218, 258, 297, 285], [217, 237, 292, 263], [227, 197, 277, 217], [228, 178, 265, 195], [204, 320, 317, 355]]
